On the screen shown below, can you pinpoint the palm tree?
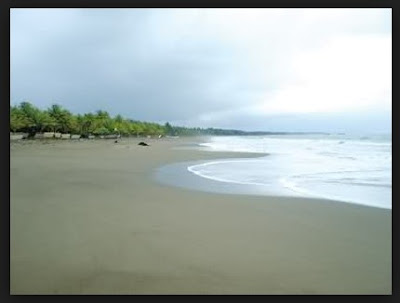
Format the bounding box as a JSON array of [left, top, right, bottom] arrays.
[[47, 104, 62, 132], [18, 102, 52, 135], [10, 106, 31, 132], [47, 104, 74, 134], [11, 101, 196, 138]]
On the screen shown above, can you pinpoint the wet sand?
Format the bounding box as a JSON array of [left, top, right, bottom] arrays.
[[10, 137, 391, 294]]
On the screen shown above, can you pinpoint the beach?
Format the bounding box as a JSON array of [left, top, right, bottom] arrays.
[[10, 137, 392, 294]]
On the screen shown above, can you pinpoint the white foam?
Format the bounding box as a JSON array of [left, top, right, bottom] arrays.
[[187, 134, 392, 209], [188, 160, 271, 187]]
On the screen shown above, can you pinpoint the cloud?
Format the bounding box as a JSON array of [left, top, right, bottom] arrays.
[[252, 34, 391, 114], [10, 8, 391, 132]]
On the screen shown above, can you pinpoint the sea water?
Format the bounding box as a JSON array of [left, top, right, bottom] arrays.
[[188, 134, 392, 209]]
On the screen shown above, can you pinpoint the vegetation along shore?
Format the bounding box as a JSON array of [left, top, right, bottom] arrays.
[[10, 102, 328, 140]]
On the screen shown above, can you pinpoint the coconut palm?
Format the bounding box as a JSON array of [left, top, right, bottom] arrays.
[[47, 104, 74, 133], [10, 106, 31, 132]]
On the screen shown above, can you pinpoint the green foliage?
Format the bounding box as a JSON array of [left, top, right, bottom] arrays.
[[47, 104, 75, 133], [164, 122, 175, 135], [10, 106, 31, 132], [9, 102, 169, 137], [92, 126, 110, 136], [10, 101, 278, 138], [16, 102, 55, 134]]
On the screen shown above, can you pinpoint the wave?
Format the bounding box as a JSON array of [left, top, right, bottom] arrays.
[[186, 135, 392, 209], [187, 159, 270, 187]]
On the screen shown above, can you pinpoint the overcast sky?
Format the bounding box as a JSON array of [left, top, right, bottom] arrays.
[[10, 8, 391, 133]]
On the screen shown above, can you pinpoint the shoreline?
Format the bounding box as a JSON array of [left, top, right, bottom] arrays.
[[10, 137, 391, 294], [183, 137, 392, 210], [156, 159, 392, 211]]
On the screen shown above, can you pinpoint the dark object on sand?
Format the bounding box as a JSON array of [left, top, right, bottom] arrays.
[[114, 140, 118, 143], [138, 141, 149, 146]]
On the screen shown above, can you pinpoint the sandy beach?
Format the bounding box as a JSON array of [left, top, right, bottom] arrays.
[[10, 137, 391, 294]]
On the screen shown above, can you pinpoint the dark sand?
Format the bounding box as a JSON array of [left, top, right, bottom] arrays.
[[10, 137, 391, 294]]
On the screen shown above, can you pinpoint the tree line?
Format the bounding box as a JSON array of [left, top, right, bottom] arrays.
[[11, 101, 310, 138], [10, 101, 252, 138], [10, 102, 170, 138]]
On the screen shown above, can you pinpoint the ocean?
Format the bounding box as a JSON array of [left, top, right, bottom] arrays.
[[187, 133, 392, 209]]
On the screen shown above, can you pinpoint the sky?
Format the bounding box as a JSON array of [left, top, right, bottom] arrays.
[[10, 8, 392, 134]]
